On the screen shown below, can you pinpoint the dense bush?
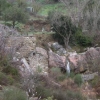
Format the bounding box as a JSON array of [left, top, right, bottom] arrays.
[[2, 65, 18, 76], [75, 29, 92, 47], [74, 74, 83, 86], [0, 72, 9, 85], [35, 83, 86, 100], [53, 89, 86, 100], [35, 84, 52, 98], [0, 72, 15, 85], [35, 72, 86, 100], [76, 34, 92, 47], [49, 67, 66, 82], [0, 0, 11, 15], [0, 56, 19, 77], [66, 90, 86, 100], [2, 5, 29, 28], [89, 76, 99, 87], [69, 72, 76, 79], [3, 87, 28, 100], [0, 55, 19, 84]]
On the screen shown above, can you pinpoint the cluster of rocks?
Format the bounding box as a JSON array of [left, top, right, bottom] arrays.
[[68, 47, 100, 73], [48, 42, 67, 56], [82, 72, 98, 81], [28, 42, 67, 74], [0, 24, 19, 36]]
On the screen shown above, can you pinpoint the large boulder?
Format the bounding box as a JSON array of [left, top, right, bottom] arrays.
[[28, 47, 48, 74], [68, 47, 100, 73], [49, 50, 66, 68]]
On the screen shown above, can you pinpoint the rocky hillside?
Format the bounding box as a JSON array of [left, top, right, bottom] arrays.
[[1, 0, 100, 100]]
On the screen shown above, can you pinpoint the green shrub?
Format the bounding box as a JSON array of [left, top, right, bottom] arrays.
[[0, 72, 8, 85], [35, 85, 52, 98], [53, 89, 86, 100], [49, 67, 66, 82], [3, 66, 18, 75], [3, 87, 28, 100], [0, 72, 15, 85], [57, 74, 66, 81], [66, 90, 86, 100], [35, 82, 86, 100], [74, 74, 83, 86], [90, 76, 99, 87], [69, 72, 75, 79], [0, 56, 18, 76], [0, 56, 10, 69], [75, 30, 92, 47], [7, 75, 15, 85], [77, 35, 92, 46], [53, 89, 67, 100]]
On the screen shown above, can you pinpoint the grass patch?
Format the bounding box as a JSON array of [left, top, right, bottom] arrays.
[[89, 76, 99, 87], [38, 3, 67, 16], [74, 74, 83, 86], [49, 67, 67, 82]]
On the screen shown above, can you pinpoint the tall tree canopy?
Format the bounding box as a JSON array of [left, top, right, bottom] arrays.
[[2, 6, 29, 28], [0, 0, 10, 15]]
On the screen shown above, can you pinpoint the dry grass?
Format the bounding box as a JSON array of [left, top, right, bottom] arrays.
[[34, 34, 54, 48]]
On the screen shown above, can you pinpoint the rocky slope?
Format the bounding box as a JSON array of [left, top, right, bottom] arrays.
[[1, 24, 100, 99]]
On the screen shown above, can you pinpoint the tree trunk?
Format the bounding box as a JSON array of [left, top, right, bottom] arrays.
[[12, 21, 15, 28], [64, 37, 70, 50], [64, 33, 71, 50], [64, 38, 68, 50]]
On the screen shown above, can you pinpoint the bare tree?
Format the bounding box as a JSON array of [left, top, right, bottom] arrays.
[[60, 0, 100, 35], [83, 0, 100, 34], [22, 74, 35, 97], [29, 1, 42, 16]]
